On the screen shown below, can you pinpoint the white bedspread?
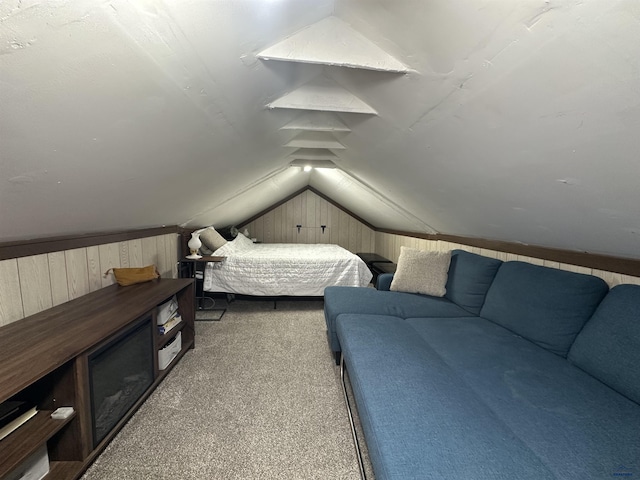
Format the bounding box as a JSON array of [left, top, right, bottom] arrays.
[[203, 236, 372, 296]]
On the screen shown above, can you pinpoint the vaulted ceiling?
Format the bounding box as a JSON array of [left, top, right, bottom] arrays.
[[1, 0, 639, 259]]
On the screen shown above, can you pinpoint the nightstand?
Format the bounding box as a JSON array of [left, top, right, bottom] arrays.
[[178, 256, 225, 310]]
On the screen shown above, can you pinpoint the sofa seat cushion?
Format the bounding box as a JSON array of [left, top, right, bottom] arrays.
[[337, 314, 556, 480], [480, 261, 609, 357], [408, 316, 640, 479], [569, 284, 640, 405], [323, 286, 469, 353]]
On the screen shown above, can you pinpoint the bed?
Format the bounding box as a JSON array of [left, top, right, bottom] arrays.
[[202, 234, 372, 296]]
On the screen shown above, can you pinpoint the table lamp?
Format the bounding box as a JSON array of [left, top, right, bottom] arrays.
[[186, 232, 203, 259]]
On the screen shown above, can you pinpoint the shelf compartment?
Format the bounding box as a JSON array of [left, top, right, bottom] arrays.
[[156, 340, 194, 382], [0, 410, 75, 478], [156, 320, 185, 349]]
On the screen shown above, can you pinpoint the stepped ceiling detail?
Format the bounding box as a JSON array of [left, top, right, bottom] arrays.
[[280, 112, 351, 132], [257, 16, 409, 73], [266, 75, 379, 114], [287, 148, 339, 160], [1, 0, 639, 260], [283, 132, 346, 150]]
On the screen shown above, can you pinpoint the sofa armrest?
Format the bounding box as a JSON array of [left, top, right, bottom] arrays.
[[376, 273, 394, 290]]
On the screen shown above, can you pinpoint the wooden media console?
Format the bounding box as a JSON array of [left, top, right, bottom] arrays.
[[0, 278, 195, 480]]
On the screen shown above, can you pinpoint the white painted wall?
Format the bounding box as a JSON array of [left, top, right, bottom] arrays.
[[1, 1, 639, 261], [335, 0, 640, 258]]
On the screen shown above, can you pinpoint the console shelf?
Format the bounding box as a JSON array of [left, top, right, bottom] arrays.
[[0, 411, 74, 475], [156, 320, 185, 349], [0, 278, 195, 480]]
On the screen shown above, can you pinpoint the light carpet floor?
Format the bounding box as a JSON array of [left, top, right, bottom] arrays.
[[81, 299, 361, 480]]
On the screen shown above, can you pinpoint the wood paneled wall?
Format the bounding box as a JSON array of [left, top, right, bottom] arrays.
[[243, 189, 375, 253], [375, 232, 640, 288], [0, 233, 178, 326]]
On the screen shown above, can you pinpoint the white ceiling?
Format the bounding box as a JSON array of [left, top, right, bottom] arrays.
[[1, 0, 639, 259]]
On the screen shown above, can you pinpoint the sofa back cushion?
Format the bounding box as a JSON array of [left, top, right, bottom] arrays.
[[480, 262, 609, 357], [444, 250, 503, 315], [568, 284, 640, 405]]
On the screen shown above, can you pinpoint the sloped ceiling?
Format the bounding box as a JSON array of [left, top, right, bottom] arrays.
[[1, 0, 639, 259]]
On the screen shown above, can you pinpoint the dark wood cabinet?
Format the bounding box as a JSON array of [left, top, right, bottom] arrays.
[[0, 278, 195, 480]]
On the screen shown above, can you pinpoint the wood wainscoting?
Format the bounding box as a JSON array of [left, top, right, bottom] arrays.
[[0, 227, 179, 326], [375, 231, 640, 288], [240, 188, 375, 253]]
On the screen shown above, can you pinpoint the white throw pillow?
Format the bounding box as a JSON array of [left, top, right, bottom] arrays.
[[390, 247, 451, 297], [233, 233, 255, 249], [199, 227, 227, 251]]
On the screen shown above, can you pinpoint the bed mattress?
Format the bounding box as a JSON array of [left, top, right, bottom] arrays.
[[203, 237, 372, 296]]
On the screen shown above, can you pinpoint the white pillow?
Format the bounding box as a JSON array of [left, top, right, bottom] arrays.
[[390, 247, 451, 297], [199, 227, 227, 251], [233, 233, 255, 250]]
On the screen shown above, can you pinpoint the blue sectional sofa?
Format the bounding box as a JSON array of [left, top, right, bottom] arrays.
[[324, 249, 640, 479]]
